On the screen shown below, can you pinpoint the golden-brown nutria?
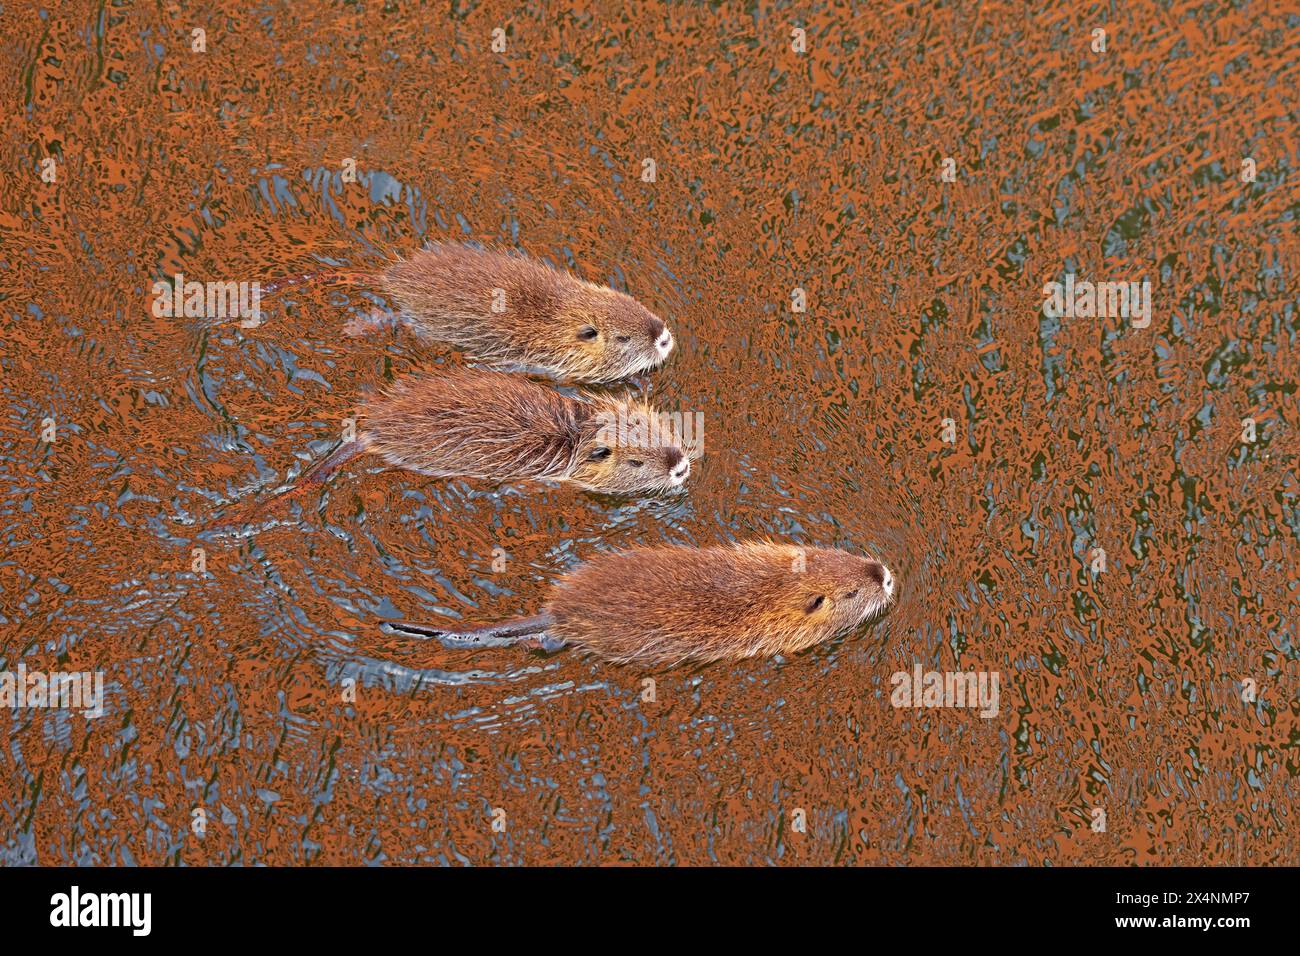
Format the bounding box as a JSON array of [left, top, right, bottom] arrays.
[[381, 542, 895, 666], [238, 368, 696, 518], [379, 244, 673, 383], [263, 245, 673, 382], [265, 245, 674, 382]]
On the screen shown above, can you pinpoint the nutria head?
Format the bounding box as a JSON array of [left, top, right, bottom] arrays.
[[568, 440, 689, 495], [567, 400, 693, 494], [564, 284, 674, 382], [789, 548, 896, 641]]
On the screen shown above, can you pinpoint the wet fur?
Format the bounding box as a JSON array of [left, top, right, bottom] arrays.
[[541, 542, 894, 666], [381, 244, 670, 383], [363, 368, 689, 493], [384, 543, 893, 666]]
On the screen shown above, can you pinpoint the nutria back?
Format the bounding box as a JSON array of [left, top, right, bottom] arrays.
[[544, 542, 894, 665], [364, 368, 581, 481], [381, 244, 673, 383], [360, 368, 692, 493]]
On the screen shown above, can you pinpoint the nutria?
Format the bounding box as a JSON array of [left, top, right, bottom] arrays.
[[263, 244, 674, 383], [380, 542, 895, 666], [237, 368, 696, 519]]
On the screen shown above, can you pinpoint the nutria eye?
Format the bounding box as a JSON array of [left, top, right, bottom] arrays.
[[577, 326, 599, 341], [588, 446, 612, 461], [846, 590, 859, 600], [615, 334, 631, 343], [804, 595, 825, 614], [628, 459, 643, 468]]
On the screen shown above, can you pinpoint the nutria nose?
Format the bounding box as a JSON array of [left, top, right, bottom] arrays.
[[867, 561, 894, 598], [655, 326, 674, 357], [664, 447, 690, 483]]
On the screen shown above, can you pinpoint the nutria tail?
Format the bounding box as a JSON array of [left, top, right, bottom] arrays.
[[380, 614, 566, 652], [260, 270, 369, 297], [215, 436, 371, 528]]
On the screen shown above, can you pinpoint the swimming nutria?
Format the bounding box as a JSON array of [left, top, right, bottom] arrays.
[[238, 368, 695, 518], [381, 542, 895, 666], [264, 244, 674, 383]]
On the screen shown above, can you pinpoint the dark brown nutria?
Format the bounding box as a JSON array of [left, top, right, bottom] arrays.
[[381, 542, 895, 666], [235, 368, 696, 520], [379, 244, 673, 383]]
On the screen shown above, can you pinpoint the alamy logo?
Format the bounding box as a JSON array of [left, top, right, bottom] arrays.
[[891, 665, 1000, 718], [0, 665, 103, 717], [49, 886, 151, 936], [151, 273, 262, 324], [594, 408, 705, 456], [1042, 274, 1151, 328]]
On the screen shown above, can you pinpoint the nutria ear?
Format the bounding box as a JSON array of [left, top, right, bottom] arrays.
[[804, 594, 826, 614]]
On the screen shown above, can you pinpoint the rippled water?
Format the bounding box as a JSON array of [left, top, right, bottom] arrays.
[[2, 2, 1297, 865]]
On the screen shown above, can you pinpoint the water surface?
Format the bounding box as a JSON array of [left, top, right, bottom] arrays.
[[1, 0, 1297, 865]]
